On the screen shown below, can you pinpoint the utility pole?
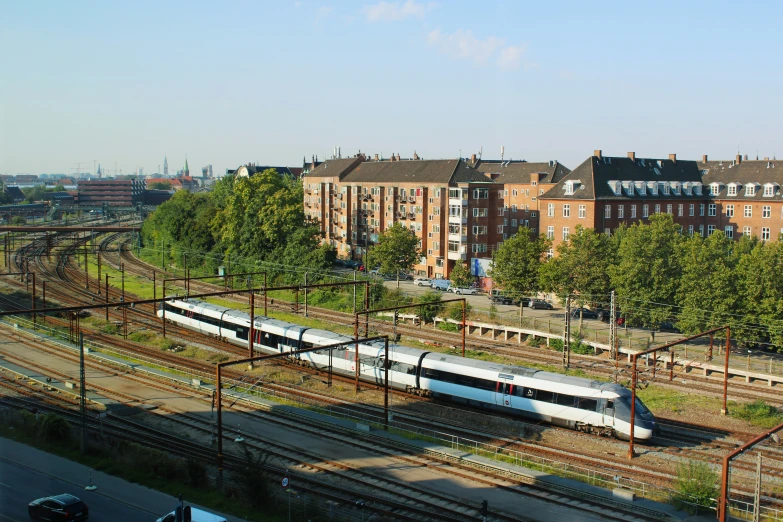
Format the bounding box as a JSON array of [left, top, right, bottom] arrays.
[[304, 272, 308, 317], [79, 332, 86, 454], [753, 453, 762, 522], [610, 290, 617, 382], [563, 296, 571, 369]]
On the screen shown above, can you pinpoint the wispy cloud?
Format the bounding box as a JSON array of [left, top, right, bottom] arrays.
[[314, 5, 333, 24], [363, 0, 435, 22], [428, 28, 527, 70]]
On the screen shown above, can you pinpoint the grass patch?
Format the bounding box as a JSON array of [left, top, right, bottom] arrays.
[[733, 400, 783, 429]]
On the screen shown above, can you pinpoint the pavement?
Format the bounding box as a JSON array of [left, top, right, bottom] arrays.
[[0, 437, 241, 522]]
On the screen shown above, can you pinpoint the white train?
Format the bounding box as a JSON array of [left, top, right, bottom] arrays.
[[158, 298, 658, 440]]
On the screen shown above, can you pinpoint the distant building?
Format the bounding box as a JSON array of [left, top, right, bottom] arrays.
[[228, 163, 300, 179], [183, 158, 190, 177], [77, 179, 146, 207], [4, 186, 25, 204], [138, 167, 144, 177], [163, 156, 168, 176]]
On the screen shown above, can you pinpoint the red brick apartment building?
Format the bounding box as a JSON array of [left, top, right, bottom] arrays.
[[303, 154, 570, 279], [538, 150, 783, 251]]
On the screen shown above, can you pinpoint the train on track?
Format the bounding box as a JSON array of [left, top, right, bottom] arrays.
[[158, 298, 659, 440]]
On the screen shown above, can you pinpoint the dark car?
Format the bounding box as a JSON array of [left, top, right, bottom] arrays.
[[597, 309, 625, 325], [530, 299, 554, 310], [658, 321, 680, 332], [29, 494, 89, 521], [570, 307, 598, 319], [488, 290, 515, 305], [344, 260, 360, 269]]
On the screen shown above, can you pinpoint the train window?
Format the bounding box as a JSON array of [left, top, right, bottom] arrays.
[[536, 390, 555, 403], [236, 326, 248, 340], [457, 375, 476, 388], [555, 394, 575, 407], [606, 400, 614, 410], [475, 379, 495, 391], [634, 398, 649, 415], [576, 398, 598, 411]]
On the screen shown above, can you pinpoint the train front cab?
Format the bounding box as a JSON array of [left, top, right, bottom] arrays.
[[612, 396, 658, 441]]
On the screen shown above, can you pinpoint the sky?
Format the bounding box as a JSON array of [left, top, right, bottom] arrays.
[[1, 1, 782, 176]]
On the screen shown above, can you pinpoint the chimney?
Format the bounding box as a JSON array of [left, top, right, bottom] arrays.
[[413, 151, 419, 160], [736, 154, 742, 165], [744, 154, 748, 161], [668, 153, 677, 163], [764, 157, 769, 161], [594, 149, 602, 159], [702, 154, 708, 163], [627, 152, 635, 161], [471, 153, 477, 163], [374, 154, 379, 161]]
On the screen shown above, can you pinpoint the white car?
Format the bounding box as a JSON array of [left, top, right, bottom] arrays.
[[430, 279, 451, 291], [448, 285, 477, 295], [414, 277, 432, 286]]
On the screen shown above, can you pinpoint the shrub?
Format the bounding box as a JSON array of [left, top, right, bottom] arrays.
[[734, 400, 783, 429], [437, 322, 459, 332], [39, 413, 71, 443], [549, 338, 564, 351], [102, 323, 119, 335], [416, 291, 443, 323], [446, 302, 471, 322], [674, 461, 718, 509], [527, 335, 542, 348]]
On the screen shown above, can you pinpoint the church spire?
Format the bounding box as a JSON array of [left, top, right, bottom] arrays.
[[184, 157, 189, 176]]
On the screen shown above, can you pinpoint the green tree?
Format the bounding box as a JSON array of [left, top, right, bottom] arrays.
[[449, 262, 473, 289], [368, 222, 421, 282], [22, 185, 47, 203], [674, 461, 718, 509], [676, 231, 739, 335], [149, 181, 172, 190], [489, 228, 550, 324], [736, 239, 783, 351], [539, 225, 612, 307], [608, 214, 683, 328], [417, 290, 444, 323]]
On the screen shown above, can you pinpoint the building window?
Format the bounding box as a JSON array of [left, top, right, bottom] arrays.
[[473, 188, 489, 199], [604, 205, 611, 218], [728, 185, 737, 196], [604, 228, 611, 235], [562, 227, 570, 241], [512, 189, 518, 196], [497, 207, 505, 216], [764, 185, 775, 197], [531, 212, 537, 217], [743, 226, 752, 236], [618, 205, 624, 219], [666, 204, 672, 214], [497, 225, 504, 233], [547, 203, 555, 217], [689, 204, 695, 217], [578, 205, 586, 218], [726, 204, 734, 217], [747, 185, 756, 196], [708, 224, 716, 236], [472, 208, 488, 217], [563, 204, 570, 218], [654, 204, 661, 214], [698, 225, 704, 237], [688, 225, 694, 236], [762, 227, 771, 241], [642, 204, 649, 218], [511, 219, 518, 227], [744, 205, 752, 218], [708, 204, 717, 217], [710, 184, 720, 196], [700, 204, 705, 217], [763, 205, 771, 218], [547, 226, 554, 239], [630, 205, 637, 218], [472, 226, 487, 235], [511, 204, 517, 212], [724, 226, 734, 239]]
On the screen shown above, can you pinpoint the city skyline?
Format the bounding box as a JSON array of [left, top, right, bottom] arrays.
[[2, 1, 781, 176]]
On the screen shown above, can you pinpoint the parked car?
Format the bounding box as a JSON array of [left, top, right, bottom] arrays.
[[369, 267, 381, 275], [530, 299, 554, 310], [344, 259, 360, 269], [658, 321, 680, 333], [488, 290, 515, 305], [398, 272, 414, 281], [29, 494, 89, 521], [596, 309, 625, 325], [570, 307, 598, 319], [430, 279, 450, 291], [448, 285, 477, 295], [157, 506, 227, 522], [414, 277, 432, 287]]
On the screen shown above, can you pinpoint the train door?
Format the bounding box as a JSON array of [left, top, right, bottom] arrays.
[[496, 375, 513, 408], [603, 399, 615, 426]]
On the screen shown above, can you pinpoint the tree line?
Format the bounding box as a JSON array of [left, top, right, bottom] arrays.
[[490, 214, 783, 352], [141, 170, 335, 283]]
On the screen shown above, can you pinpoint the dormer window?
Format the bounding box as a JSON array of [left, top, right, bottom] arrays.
[[607, 180, 621, 196], [693, 183, 703, 196], [745, 183, 758, 197], [622, 181, 634, 196], [648, 181, 658, 196], [672, 182, 681, 195], [682, 182, 692, 196], [564, 180, 581, 195], [662, 183, 670, 196], [709, 184, 720, 196], [635, 181, 646, 196], [763, 184, 777, 197], [727, 184, 738, 196]]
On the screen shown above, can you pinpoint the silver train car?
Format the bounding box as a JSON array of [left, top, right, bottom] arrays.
[[158, 298, 658, 440]]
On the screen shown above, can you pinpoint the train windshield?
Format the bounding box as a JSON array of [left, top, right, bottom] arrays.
[[634, 397, 650, 415]]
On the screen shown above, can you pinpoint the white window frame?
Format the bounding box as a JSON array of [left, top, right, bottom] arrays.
[[563, 204, 570, 218], [763, 205, 771, 218], [744, 205, 752, 218]]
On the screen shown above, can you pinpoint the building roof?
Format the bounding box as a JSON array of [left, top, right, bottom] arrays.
[[541, 154, 703, 200], [308, 158, 493, 185], [699, 159, 783, 200], [4, 186, 25, 201], [474, 160, 571, 184]]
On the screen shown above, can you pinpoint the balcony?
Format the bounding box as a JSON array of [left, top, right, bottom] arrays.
[[448, 233, 468, 243], [448, 213, 468, 225], [449, 197, 468, 207], [447, 246, 467, 261]]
